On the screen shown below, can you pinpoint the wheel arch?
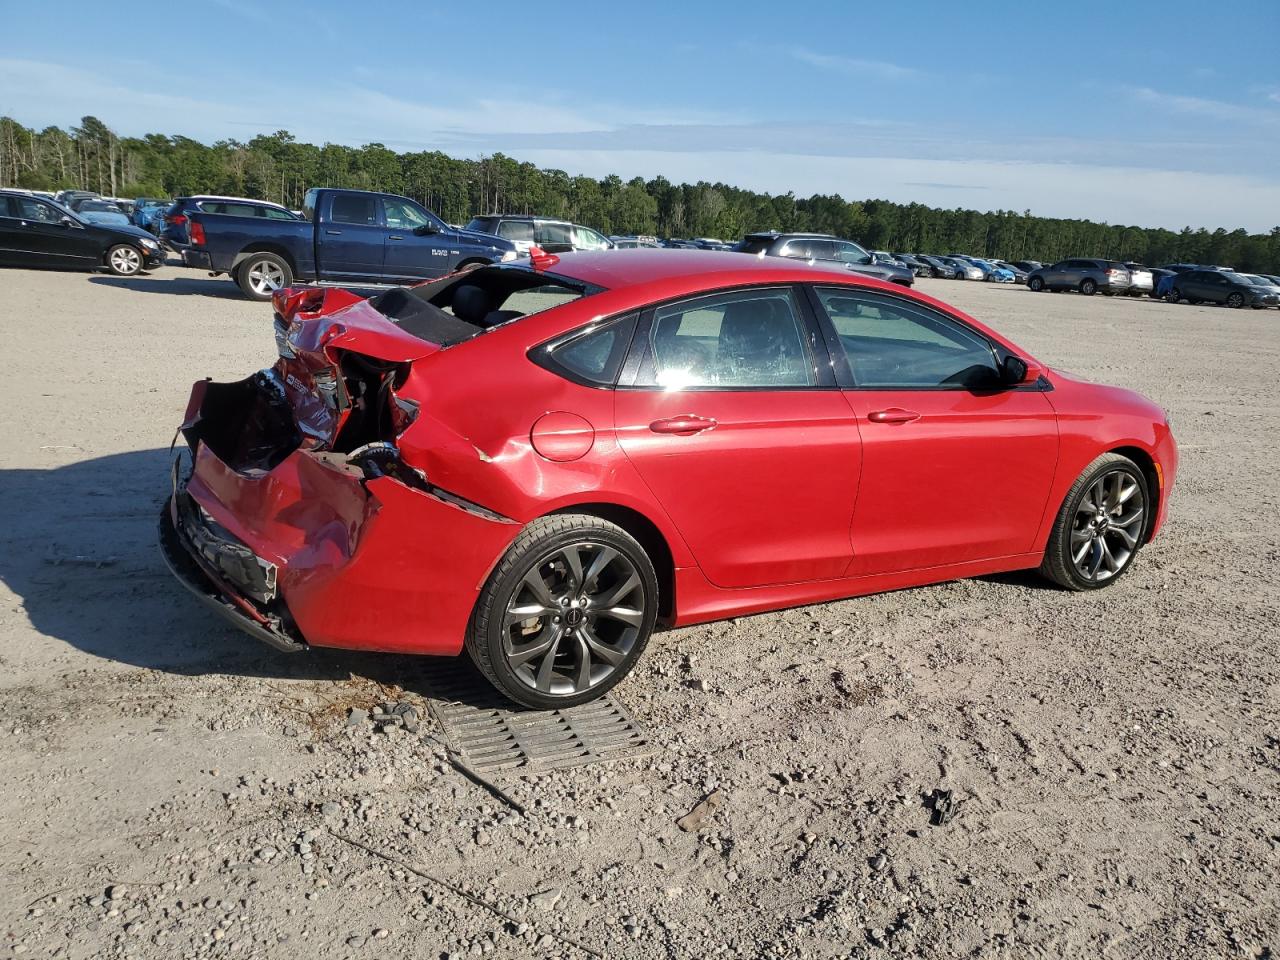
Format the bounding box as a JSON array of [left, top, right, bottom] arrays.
[[1108, 445, 1159, 543], [545, 502, 676, 621], [232, 244, 298, 275]]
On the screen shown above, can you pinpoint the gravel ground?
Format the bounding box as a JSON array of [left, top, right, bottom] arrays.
[[1, 265, 1277, 959]]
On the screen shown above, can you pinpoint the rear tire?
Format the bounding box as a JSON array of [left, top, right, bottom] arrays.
[[465, 514, 658, 709], [236, 252, 292, 301], [1080, 278, 1097, 296], [1040, 453, 1148, 591]]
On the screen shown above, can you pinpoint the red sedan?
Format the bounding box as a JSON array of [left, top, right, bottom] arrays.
[[161, 250, 1177, 708]]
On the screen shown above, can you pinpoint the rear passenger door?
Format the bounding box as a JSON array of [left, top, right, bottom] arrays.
[[614, 286, 862, 588], [315, 193, 386, 280]]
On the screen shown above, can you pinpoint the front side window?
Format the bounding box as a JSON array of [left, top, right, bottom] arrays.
[[832, 240, 872, 265], [572, 225, 610, 250], [15, 198, 61, 223], [814, 286, 999, 389], [382, 197, 436, 230], [641, 288, 815, 389]]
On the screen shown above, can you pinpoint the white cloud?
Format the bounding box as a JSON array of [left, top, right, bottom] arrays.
[[788, 47, 919, 81], [1128, 86, 1280, 125]]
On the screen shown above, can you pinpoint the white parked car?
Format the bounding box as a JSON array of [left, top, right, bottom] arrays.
[[1124, 263, 1154, 297]]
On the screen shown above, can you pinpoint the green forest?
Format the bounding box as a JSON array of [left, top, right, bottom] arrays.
[[4, 115, 1279, 272]]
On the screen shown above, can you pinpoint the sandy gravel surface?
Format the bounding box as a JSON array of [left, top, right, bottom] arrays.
[[1, 265, 1277, 959]]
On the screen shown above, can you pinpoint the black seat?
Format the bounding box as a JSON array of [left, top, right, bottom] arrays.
[[450, 284, 494, 325]]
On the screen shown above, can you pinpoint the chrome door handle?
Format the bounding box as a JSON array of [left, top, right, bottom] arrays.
[[325, 229, 342, 235], [388, 235, 404, 241], [868, 408, 921, 424], [649, 415, 717, 435]]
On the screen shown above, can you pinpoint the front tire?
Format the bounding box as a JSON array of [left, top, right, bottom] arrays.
[[236, 252, 292, 301], [1226, 292, 1246, 309], [106, 244, 143, 276], [1040, 453, 1148, 591], [1028, 276, 1044, 292], [466, 515, 658, 709]]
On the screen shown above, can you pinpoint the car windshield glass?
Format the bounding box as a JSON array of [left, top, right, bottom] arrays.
[[369, 266, 600, 345], [738, 237, 772, 254]]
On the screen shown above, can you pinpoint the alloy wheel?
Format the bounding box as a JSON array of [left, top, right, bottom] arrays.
[[502, 542, 646, 696], [1069, 469, 1146, 583], [1226, 293, 1245, 308], [248, 260, 286, 295], [110, 246, 141, 275]]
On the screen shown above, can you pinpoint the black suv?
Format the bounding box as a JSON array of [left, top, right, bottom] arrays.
[[737, 232, 913, 286], [465, 215, 613, 253], [1168, 270, 1279, 308]]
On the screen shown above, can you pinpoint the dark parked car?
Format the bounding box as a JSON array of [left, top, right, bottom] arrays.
[[1010, 260, 1042, 273], [53, 189, 99, 209], [1167, 270, 1279, 308], [162, 195, 299, 248], [0, 188, 165, 275], [466, 215, 613, 254], [610, 235, 660, 248], [891, 254, 933, 277], [913, 254, 959, 279], [737, 232, 913, 286], [1027, 259, 1131, 295], [184, 188, 522, 299]]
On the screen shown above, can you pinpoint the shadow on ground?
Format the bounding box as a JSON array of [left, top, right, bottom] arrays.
[[88, 275, 247, 299], [0, 447, 483, 701]]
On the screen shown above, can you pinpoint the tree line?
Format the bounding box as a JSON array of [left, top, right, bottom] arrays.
[[3, 115, 1278, 272]]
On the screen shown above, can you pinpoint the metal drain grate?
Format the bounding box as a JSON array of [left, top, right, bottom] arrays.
[[424, 659, 651, 776]]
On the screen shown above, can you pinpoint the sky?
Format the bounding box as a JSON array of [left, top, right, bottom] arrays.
[[3, 0, 1279, 231]]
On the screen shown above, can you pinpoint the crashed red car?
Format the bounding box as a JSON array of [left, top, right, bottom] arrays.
[[161, 250, 1177, 708]]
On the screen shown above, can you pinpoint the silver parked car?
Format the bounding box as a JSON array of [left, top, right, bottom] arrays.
[[1027, 258, 1131, 295]]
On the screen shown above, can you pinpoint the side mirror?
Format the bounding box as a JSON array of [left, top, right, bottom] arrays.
[[1002, 354, 1044, 386], [60, 216, 76, 228], [412, 223, 440, 236]]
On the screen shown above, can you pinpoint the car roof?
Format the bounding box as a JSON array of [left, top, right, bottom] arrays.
[[183, 195, 291, 209]]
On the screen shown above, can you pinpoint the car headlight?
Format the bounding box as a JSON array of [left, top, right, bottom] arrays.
[[500, 250, 518, 262], [138, 238, 159, 250]]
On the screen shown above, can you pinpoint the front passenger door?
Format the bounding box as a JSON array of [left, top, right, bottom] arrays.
[[809, 285, 1059, 576], [381, 196, 452, 280]]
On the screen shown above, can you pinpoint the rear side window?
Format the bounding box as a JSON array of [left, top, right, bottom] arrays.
[[814, 286, 999, 389], [533, 314, 638, 387], [329, 194, 377, 225], [497, 220, 535, 242], [738, 237, 773, 255], [536, 222, 572, 245], [263, 206, 295, 220]]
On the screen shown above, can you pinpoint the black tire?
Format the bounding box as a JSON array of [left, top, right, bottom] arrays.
[[1079, 278, 1097, 295], [106, 244, 144, 276], [235, 252, 293, 301], [1028, 276, 1044, 292], [455, 258, 491, 273], [1166, 288, 1182, 303], [1040, 452, 1148, 591], [1226, 292, 1245, 309], [465, 514, 659, 709]]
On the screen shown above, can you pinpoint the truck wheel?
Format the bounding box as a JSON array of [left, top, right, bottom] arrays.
[[236, 253, 292, 300]]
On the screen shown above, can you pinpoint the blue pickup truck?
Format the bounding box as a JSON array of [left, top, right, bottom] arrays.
[[181, 187, 521, 300]]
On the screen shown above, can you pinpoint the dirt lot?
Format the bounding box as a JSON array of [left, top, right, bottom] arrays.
[[1, 264, 1277, 960]]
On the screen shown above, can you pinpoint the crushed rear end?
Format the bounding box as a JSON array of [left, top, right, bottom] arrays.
[[160, 286, 520, 656]]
